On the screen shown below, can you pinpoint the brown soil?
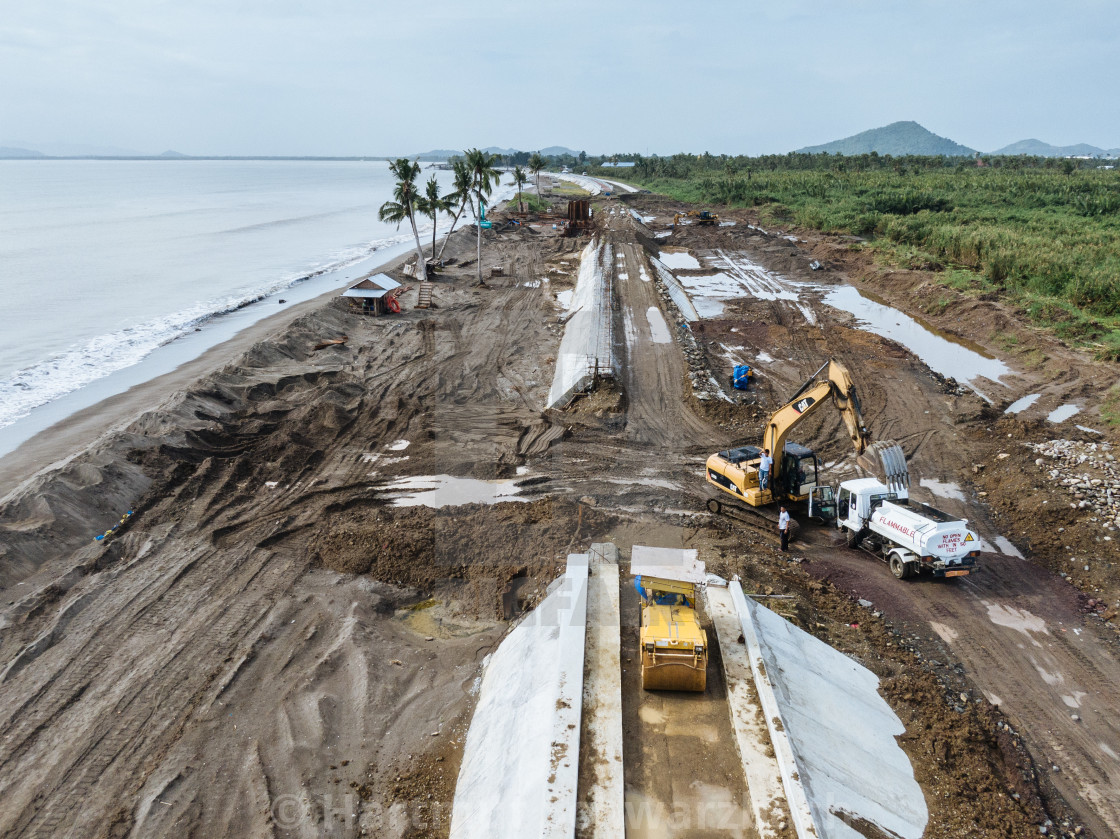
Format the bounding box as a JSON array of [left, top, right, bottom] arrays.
[[2, 181, 1119, 838]]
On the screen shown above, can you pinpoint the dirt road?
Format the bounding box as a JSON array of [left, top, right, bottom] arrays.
[[2, 182, 1118, 838]]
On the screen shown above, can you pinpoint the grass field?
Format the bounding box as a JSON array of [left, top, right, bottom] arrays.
[[612, 156, 1120, 358]]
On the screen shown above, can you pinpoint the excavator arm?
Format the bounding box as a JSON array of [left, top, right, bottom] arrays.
[[762, 360, 869, 487]]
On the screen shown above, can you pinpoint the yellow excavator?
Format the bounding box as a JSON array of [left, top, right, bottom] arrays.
[[635, 574, 707, 692], [672, 210, 719, 227], [705, 359, 905, 524]]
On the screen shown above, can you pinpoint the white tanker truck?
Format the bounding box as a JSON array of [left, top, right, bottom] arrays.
[[819, 477, 981, 580]]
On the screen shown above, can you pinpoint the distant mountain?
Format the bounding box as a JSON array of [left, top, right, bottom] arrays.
[[409, 145, 582, 160], [158, 150, 190, 159], [989, 138, 1118, 157], [0, 146, 45, 159], [797, 121, 977, 157]]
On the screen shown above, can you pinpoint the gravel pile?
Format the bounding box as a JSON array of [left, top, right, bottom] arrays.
[[1028, 439, 1120, 528]]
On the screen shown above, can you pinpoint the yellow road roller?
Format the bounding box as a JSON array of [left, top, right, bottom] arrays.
[[635, 574, 707, 692]]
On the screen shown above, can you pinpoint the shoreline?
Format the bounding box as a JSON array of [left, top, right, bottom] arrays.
[[0, 247, 411, 497]]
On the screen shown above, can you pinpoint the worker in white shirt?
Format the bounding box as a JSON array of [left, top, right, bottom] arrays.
[[758, 448, 772, 492], [778, 506, 791, 552]]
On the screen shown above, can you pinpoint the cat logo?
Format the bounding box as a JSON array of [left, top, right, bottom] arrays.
[[965, 533, 975, 542], [793, 396, 816, 414]]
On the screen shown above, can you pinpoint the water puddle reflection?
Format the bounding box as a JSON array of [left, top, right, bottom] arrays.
[[1047, 404, 1080, 423], [384, 474, 532, 508]]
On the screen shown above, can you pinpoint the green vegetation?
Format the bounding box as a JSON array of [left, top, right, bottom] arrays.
[[510, 191, 550, 213], [1102, 384, 1120, 428], [610, 152, 1120, 357]]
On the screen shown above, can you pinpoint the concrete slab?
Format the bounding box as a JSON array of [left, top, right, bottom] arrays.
[[449, 555, 589, 839], [577, 543, 624, 838], [707, 585, 791, 838], [548, 241, 613, 407], [629, 545, 705, 583], [730, 580, 929, 839], [729, 581, 818, 838]]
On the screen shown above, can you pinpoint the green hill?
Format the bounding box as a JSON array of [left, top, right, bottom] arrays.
[[797, 121, 977, 157]]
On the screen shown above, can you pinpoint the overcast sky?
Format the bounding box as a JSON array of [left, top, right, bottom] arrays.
[[3, 0, 1118, 156]]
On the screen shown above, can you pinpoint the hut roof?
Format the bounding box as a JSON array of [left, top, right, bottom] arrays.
[[342, 273, 402, 299]]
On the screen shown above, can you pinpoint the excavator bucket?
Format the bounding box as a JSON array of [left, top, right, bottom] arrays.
[[858, 440, 910, 494]]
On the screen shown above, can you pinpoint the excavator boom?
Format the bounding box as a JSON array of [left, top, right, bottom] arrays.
[[705, 358, 889, 513]]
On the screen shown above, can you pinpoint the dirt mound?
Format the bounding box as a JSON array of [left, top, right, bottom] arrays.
[[313, 497, 616, 618]]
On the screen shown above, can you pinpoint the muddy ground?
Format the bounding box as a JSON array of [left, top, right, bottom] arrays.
[[1, 179, 1118, 838]]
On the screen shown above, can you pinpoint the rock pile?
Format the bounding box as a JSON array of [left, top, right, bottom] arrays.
[[1028, 439, 1120, 529], [650, 261, 736, 404]]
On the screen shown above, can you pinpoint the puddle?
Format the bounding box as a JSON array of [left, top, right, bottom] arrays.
[[639, 266, 651, 283], [822, 285, 1010, 392], [1005, 394, 1040, 414], [657, 249, 701, 270], [362, 453, 409, 468], [398, 599, 495, 639], [387, 439, 410, 451], [606, 476, 681, 491], [993, 536, 1024, 559], [1047, 404, 1080, 423], [705, 251, 800, 301], [756, 351, 774, 363], [1061, 691, 1087, 709], [984, 601, 1048, 643], [384, 474, 531, 508], [646, 306, 672, 344], [1076, 425, 1103, 435], [919, 478, 966, 502]]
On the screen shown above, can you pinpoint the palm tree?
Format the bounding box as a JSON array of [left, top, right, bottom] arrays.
[[378, 158, 427, 282], [511, 166, 528, 213], [415, 175, 453, 261], [466, 148, 502, 286], [435, 160, 474, 262], [528, 153, 546, 200]]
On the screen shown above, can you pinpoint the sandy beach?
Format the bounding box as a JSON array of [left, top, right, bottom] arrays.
[[2, 181, 1119, 838]]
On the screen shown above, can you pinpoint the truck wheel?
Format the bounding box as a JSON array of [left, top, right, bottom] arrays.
[[706, 498, 721, 514], [889, 555, 910, 580]]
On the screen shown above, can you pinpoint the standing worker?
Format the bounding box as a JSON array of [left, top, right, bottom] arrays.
[[758, 449, 772, 492], [778, 506, 791, 552]]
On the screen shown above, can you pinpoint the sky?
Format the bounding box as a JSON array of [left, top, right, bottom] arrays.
[[2, 0, 1118, 157]]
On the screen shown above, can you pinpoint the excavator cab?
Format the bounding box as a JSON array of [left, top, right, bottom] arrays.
[[779, 443, 818, 501]]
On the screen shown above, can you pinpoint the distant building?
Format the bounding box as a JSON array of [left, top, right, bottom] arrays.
[[600, 161, 636, 168]]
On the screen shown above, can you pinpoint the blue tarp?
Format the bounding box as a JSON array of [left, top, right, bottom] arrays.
[[732, 365, 753, 390]]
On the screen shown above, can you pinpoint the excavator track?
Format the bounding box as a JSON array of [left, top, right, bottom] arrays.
[[704, 495, 800, 542]]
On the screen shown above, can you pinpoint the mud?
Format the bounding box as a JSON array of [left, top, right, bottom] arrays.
[[2, 183, 1119, 838]]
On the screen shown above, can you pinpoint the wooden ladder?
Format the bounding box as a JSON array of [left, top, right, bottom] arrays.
[[415, 282, 434, 309]]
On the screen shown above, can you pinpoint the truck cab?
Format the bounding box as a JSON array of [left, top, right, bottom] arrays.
[[835, 477, 904, 532]]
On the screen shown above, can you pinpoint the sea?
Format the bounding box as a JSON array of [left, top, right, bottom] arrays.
[[0, 159, 494, 460]]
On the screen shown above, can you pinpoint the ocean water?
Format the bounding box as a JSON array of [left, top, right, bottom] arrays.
[[0, 159, 472, 450]]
